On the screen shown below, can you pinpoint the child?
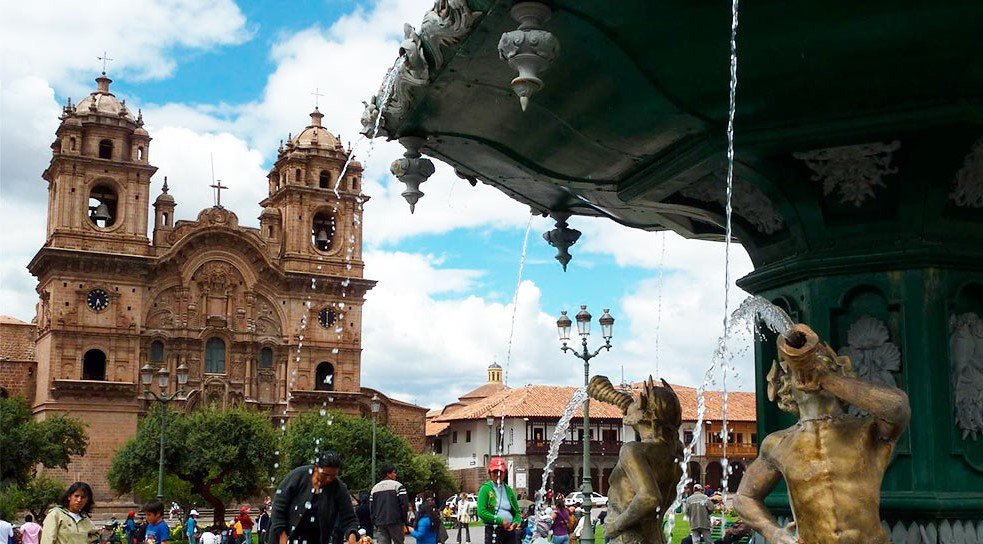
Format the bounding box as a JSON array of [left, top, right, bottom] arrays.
[[356, 528, 372, 544], [143, 501, 170, 544]]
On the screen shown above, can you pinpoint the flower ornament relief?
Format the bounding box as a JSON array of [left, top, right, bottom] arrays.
[[950, 312, 983, 440], [840, 315, 901, 416], [794, 141, 900, 207]]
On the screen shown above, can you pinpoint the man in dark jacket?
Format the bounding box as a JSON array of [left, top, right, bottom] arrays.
[[269, 451, 358, 544], [369, 465, 409, 544]]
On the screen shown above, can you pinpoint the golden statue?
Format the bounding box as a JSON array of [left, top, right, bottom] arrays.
[[587, 375, 682, 544], [734, 324, 910, 544]]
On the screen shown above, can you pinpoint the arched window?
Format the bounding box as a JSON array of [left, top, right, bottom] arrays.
[[205, 337, 226, 373], [69, 137, 77, 151], [88, 184, 118, 228], [295, 168, 302, 183], [311, 211, 336, 252], [137, 147, 144, 161], [319, 171, 331, 189], [82, 349, 107, 380], [259, 347, 273, 368], [350, 177, 358, 192], [150, 341, 164, 363], [315, 362, 334, 391], [98, 139, 113, 159]]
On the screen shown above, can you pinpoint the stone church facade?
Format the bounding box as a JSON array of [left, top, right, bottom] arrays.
[[1, 73, 425, 504]]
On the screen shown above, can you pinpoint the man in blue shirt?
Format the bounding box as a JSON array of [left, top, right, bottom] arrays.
[[143, 500, 170, 544]]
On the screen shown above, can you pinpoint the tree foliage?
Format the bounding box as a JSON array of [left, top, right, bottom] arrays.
[[280, 411, 456, 499], [0, 475, 64, 520], [109, 406, 277, 525], [0, 396, 88, 486]]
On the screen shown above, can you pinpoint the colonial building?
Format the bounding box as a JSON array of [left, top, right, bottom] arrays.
[[426, 373, 756, 496], [5, 73, 425, 505]]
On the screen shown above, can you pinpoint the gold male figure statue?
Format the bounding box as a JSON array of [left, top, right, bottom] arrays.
[[734, 324, 910, 544], [587, 375, 682, 544]]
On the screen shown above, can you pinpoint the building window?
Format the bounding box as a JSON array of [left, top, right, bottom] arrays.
[[82, 349, 107, 380], [259, 347, 273, 368], [98, 139, 113, 159], [683, 430, 694, 445], [311, 211, 336, 251], [149, 341, 164, 363], [465, 430, 472, 443], [315, 362, 334, 391], [137, 146, 144, 161], [295, 168, 302, 183], [69, 137, 77, 151], [452, 431, 458, 444], [736, 433, 744, 444], [751, 433, 757, 444], [88, 184, 118, 228], [350, 177, 358, 191], [205, 337, 226, 373], [319, 171, 331, 189], [433, 439, 443, 454]]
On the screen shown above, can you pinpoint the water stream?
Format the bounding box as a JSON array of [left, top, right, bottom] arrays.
[[533, 386, 590, 511]]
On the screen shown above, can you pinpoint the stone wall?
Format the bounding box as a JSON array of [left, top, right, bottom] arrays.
[[387, 402, 428, 453], [0, 319, 37, 401]]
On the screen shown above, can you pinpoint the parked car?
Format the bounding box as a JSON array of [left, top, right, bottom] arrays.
[[444, 493, 478, 514], [564, 491, 608, 507]]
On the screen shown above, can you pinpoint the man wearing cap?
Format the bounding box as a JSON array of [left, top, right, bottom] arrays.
[[370, 465, 409, 544], [684, 484, 714, 544], [185, 510, 199, 544], [476, 457, 521, 544], [269, 450, 359, 544]]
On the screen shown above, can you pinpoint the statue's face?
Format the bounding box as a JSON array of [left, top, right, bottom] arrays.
[[623, 397, 644, 426]]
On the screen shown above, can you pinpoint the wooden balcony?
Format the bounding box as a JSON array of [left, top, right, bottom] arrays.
[[705, 442, 758, 458], [526, 439, 622, 456]]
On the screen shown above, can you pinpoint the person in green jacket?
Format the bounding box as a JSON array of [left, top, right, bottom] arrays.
[[41, 482, 100, 544], [476, 457, 521, 544]]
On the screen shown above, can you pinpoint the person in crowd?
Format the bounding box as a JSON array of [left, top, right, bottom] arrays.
[[476, 457, 521, 544], [407, 499, 438, 544], [453, 492, 470, 544], [200, 528, 220, 544], [40, 482, 99, 544], [256, 510, 270, 544], [369, 465, 409, 544], [714, 519, 751, 544], [143, 500, 170, 544], [354, 493, 373, 539], [185, 510, 199, 544], [19, 515, 41, 544], [123, 512, 137, 544], [0, 514, 13, 544], [684, 484, 714, 544], [268, 450, 358, 544], [548, 497, 571, 544], [237, 508, 252, 544]]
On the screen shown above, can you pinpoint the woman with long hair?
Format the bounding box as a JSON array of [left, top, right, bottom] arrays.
[[41, 482, 99, 544], [408, 498, 439, 544]]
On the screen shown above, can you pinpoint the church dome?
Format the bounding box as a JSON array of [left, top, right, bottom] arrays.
[[260, 206, 281, 218], [155, 179, 174, 204], [74, 74, 136, 122], [290, 108, 342, 150]]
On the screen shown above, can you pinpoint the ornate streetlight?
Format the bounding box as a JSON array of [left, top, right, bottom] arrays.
[[141, 361, 188, 500], [556, 306, 614, 544], [371, 394, 381, 484], [486, 414, 495, 461]]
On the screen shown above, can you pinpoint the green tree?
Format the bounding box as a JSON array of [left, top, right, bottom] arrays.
[[0, 475, 64, 520], [279, 411, 456, 499], [108, 406, 277, 526], [0, 396, 88, 486]]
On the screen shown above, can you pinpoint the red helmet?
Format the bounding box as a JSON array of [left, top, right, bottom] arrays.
[[488, 457, 507, 473], [127, 510, 136, 518]]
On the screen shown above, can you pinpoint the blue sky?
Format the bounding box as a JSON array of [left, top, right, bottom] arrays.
[[0, 0, 755, 408]]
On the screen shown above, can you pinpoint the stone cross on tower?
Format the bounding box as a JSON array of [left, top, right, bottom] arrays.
[[210, 180, 228, 208], [311, 87, 325, 108], [98, 51, 114, 74]]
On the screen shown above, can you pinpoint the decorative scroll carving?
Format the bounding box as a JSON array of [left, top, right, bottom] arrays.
[[794, 141, 900, 207], [951, 312, 983, 440], [951, 138, 983, 208], [839, 315, 901, 416], [680, 173, 785, 234]]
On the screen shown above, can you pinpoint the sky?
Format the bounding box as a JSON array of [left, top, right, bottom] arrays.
[[0, 0, 757, 410]]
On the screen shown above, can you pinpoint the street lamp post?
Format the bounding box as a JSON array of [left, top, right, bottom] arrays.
[[140, 361, 189, 501], [371, 394, 381, 484], [556, 306, 614, 544]]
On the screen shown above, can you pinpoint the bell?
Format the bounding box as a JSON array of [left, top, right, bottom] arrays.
[[91, 202, 111, 222], [315, 228, 330, 244]]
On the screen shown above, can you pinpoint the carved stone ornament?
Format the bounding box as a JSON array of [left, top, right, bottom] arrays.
[[680, 172, 785, 234], [360, 0, 484, 137], [543, 211, 581, 271], [950, 138, 983, 208], [840, 315, 901, 416], [950, 312, 983, 440], [794, 141, 900, 207], [390, 136, 436, 213], [498, 2, 559, 111]]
